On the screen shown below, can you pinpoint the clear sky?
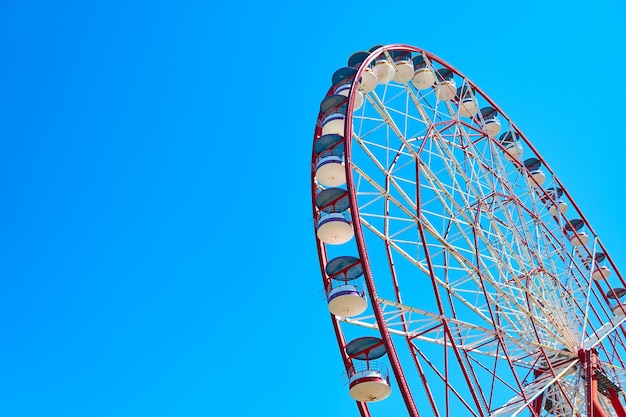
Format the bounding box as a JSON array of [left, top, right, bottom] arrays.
[[1, 1, 625, 416]]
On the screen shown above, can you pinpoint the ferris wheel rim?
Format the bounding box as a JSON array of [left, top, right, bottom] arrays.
[[312, 43, 626, 417]]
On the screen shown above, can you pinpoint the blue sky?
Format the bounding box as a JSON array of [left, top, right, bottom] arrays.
[[0, 1, 625, 416]]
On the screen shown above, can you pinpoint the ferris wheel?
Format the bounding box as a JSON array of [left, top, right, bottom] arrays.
[[310, 44, 626, 417]]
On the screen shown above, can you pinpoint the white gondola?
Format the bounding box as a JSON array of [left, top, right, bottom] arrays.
[[392, 51, 414, 83], [503, 142, 523, 161], [316, 156, 345, 187], [314, 134, 345, 187], [435, 79, 456, 101], [332, 67, 363, 111], [456, 85, 478, 117], [613, 304, 626, 317], [485, 118, 501, 136], [569, 231, 589, 247], [320, 95, 347, 137], [349, 369, 391, 402], [394, 61, 414, 83], [412, 68, 434, 89], [317, 213, 354, 245], [500, 131, 523, 161], [434, 68, 456, 101], [334, 83, 363, 111], [480, 107, 501, 137], [327, 284, 367, 317], [344, 337, 390, 402], [529, 169, 546, 187], [359, 67, 378, 93], [565, 219, 589, 247], [592, 265, 611, 281], [458, 97, 478, 117], [371, 48, 393, 84], [546, 187, 568, 215], [374, 60, 393, 84], [348, 51, 378, 93], [548, 201, 568, 215], [411, 54, 434, 90], [321, 112, 344, 136]]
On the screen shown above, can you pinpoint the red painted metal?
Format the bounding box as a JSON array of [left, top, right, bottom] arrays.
[[579, 348, 626, 417], [530, 368, 544, 417], [412, 342, 480, 417], [441, 321, 486, 417], [608, 389, 626, 417]]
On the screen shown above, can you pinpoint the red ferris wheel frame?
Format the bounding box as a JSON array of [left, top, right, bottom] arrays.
[[311, 44, 626, 417]]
